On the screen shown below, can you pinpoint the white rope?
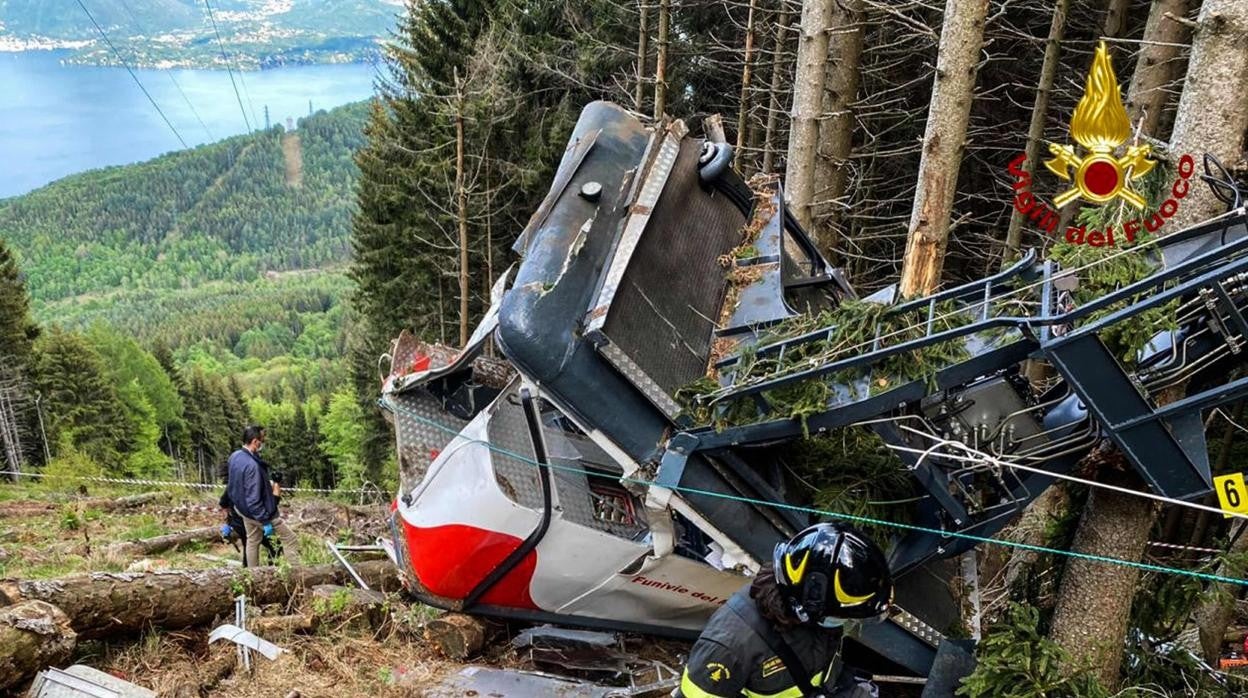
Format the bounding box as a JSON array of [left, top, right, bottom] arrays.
[[884, 424, 1248, 522], [0, 470, 379, 496], [1213, 407, 1248, 437], [1146, 541, 1222, 555]]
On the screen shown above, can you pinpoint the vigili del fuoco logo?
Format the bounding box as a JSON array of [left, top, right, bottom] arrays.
[[1007, 41, 1195, 247]]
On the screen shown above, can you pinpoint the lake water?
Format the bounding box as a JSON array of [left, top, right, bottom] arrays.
[[0, 50, 379, 198]]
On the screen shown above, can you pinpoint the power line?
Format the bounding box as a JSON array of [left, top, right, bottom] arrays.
[[201, 0, 252, 133], [74, 0, 188, 149], [115, 0, 214, 141]]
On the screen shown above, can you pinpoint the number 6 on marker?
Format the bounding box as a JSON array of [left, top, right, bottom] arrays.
[[1214, 473, 1248, 519]]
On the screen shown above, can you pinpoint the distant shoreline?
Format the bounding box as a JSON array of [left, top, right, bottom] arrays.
[[0, 39, 383, 72]]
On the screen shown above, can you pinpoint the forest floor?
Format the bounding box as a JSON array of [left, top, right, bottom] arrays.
[[0, 481, 692, 697]]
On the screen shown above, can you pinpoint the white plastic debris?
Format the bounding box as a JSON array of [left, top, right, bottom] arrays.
[[208, 623, 284, 661]]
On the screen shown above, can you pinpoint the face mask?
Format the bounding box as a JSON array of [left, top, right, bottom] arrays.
[[817, 617, 845, 629], [256, 443, 264, 453]]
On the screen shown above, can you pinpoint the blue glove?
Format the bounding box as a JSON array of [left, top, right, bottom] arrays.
[[220, 523, 232, 539], [262, 523, 274, 537]]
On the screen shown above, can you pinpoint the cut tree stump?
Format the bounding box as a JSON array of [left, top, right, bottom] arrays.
[[0, 600, 77, 692], [310, 584, 390, 634], [0, 560, 399, 639], [424, 613, 487, 660], [106, 526, 221, 558]]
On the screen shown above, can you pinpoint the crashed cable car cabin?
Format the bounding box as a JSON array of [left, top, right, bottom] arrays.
[[379, 100, 1248, 680]]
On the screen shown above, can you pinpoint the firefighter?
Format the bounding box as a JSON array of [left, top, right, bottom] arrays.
[[675, 522, 893, 698]]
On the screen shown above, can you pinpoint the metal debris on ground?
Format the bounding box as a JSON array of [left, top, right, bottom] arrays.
[[26, 664, 156, 698], [208, 623, 285, 661]]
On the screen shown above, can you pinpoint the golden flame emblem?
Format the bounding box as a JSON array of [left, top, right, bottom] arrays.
[[1044, 41, 1154, 208]]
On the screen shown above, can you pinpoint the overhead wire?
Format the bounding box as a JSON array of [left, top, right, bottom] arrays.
[[202, 0, 260, 129], [383, 395, 1248, 588], [74, 0, 188, 149], [201, 0, 253, 132], [115, 0, 214, 141]]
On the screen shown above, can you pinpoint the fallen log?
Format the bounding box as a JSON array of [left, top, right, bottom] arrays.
[[251, 613, 317, 636], [0, 491, 172, 518], [0, 600, 77, 692], [0, 560, 400, 639], [101, 491, 173, 510], [106, 526, 221, 558], [162, 646, 235, 698]]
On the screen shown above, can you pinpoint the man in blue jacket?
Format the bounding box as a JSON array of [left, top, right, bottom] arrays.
[[227, 425, 298, 567]]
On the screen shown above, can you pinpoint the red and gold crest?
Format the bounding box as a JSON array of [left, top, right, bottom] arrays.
[[1045, 41, 1154, 208]]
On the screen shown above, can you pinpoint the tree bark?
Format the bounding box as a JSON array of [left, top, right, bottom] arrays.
[[1166, 0, 1248, 233], [736, 0, 759, 160], [784, 0, 833, 231], [166, 646, 236, 698], [1048, 471, 1159, 688], [761, 5, 793, 174], [105, 526, 221, 558], [1125, 0, 1192, 138], [635, 0, 649, 113], [0, 560, 399, 639], [1102, 0, 1131, 38], [425, 612, 487, 660], [0, 600, 77, 692], [809, 0, 864, 263], [653, 0, 671, 120], [1003, 0, 1071, 262], [898, 0, 989, 298], [454, 71, 470, 348]]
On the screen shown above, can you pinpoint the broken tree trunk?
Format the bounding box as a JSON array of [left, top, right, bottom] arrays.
[[1003, 0, 1071, 262], [784, 0, 833, 232], [0, 600, 77, 692], [898, 0, 990, 298], [105, 526, 220, 558], [99, 491, 173, 510], [425, 613, 487, 660], [0, 560, 399, 639]]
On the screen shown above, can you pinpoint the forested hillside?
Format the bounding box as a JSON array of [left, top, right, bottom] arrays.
[[0, 100, 373, 492], [0, 100, 367, 302]]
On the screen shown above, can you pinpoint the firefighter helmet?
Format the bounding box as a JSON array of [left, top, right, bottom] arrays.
[[772, 522, 893, 624]]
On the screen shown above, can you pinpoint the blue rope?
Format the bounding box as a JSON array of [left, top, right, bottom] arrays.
[[388, 398, 1248, 588]]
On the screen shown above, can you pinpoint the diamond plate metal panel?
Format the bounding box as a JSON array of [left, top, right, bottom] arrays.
[[389, 390, 469, 495]]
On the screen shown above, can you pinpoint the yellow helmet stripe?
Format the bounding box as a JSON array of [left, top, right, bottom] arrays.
[[784, 550, 810, 584], [833, 569, 874, 606]]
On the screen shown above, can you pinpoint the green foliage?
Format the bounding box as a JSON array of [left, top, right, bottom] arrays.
[[780, 429, 917, 539], [677, 300, 974, 432], [39, 439, 105, 489], [958, 604, 1108, 698], [0, 237, 39, 367], [60, 507, 81, 531], [32, 328, 130, 469], [2, 104, 367, 305], [319, 387, 368, 490]]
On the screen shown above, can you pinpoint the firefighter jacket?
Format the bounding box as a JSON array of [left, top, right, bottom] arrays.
[[675, 588, 872, 698]]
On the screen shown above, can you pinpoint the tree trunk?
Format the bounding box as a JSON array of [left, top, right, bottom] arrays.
[[736, 0, 759, 159], [1166, 0, 1248, 232], [1048, 471, 1159, 688], [1003, 0, 1071, 262], [898, 0, 989, 298], [0, 560, 399, 639], [166, 646, 236, 698], [1102, 0, 1131, 38], [635, 0, 649, 113], [105, 526, 221, 558], [1125, 0, 1192, 137], [0, 600, 77, 692], [809, 0, 864, 263], [455, 72, 470, 348], [784, 0, 833, 231], [1048, 386, 1185, 688], [761, 5, 793, 174], [653, 0, 670, 119]]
